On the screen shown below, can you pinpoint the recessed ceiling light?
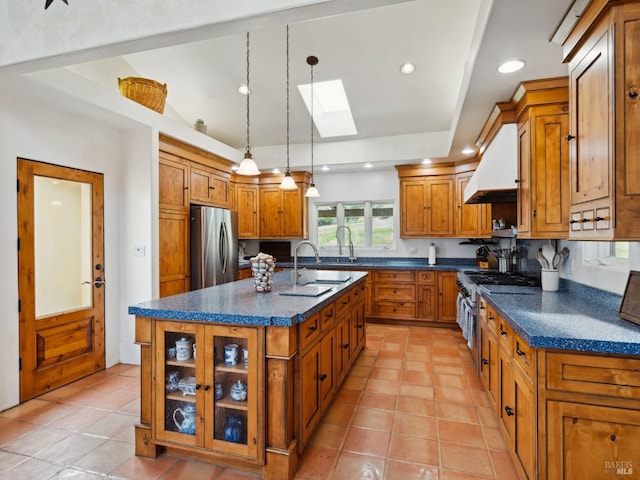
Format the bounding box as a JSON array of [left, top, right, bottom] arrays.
[[272, 168, 281, 174], [497, 60, 525, 74], [400, 63, 416, 75], [422, 158, 432, 165], [321, 165, 330, 171], [462, 147, 475, 155], [238, 84, 250, 95], [363, 163, 373, 169]]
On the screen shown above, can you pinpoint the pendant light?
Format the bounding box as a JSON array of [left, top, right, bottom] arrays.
[[237, 31, 261, 176], [279, 25, 297, 190], [305, 55, 320, 198]]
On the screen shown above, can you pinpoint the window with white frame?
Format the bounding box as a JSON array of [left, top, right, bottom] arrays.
[[315, 201, 395, 250], [583, 242, 629, 268]]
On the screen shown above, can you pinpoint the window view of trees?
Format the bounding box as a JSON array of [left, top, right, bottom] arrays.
[[316, 201, 394, 250]]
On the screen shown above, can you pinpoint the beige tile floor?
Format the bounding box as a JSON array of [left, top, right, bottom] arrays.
[[0, 324, 518, 479]]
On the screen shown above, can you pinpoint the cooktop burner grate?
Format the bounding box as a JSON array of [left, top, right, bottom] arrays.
[[462, 270, 541, 287]]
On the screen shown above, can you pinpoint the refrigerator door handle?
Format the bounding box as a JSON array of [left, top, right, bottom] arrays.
[[219, 221, 229, 275]]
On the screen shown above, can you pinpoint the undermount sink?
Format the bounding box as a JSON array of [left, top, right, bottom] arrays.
[[278, 284, 334, 297], [306, 271, 352, 284]]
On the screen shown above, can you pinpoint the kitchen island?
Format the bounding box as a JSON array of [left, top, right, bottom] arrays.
[[129, 270, 367, 480]]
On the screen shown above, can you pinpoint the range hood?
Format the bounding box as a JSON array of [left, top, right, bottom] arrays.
[[464, 123, 518, 204]]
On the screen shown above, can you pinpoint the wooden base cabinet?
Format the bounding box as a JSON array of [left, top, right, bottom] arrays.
[[539, 351, 640, 480], [477, 294, 640, 480], [368, 270, 457, 325]]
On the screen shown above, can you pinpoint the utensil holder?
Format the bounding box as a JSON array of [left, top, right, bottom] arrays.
[[541, 269, 560, 292]]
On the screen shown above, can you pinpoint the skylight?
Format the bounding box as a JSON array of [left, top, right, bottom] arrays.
[[297, 79, 357, 138]]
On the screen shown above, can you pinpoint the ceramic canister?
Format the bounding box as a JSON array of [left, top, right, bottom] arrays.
[[224, 344, 238, 366], [175, 337, 193, 361]]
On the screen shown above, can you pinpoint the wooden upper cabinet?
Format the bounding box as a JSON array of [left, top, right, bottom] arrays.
[[561, 2, 640, 239], [455, 171, 492, 238], [257, 172, 310, 239], [189, 165, 230, 208], [159, 154, 189, 212], [399, 175, 454, 237], [235, 183, 259, 239], [511, 78, 570, 239]]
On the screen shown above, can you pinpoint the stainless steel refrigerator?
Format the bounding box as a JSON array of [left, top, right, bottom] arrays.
[[190, 206, 238, 290]]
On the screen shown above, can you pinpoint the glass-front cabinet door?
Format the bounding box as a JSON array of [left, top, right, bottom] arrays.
[[155, 321, 201, 446], [205, 325, 262, 459], [154, 321, 263, 460]]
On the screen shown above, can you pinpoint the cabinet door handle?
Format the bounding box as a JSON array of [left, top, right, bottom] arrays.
[[308, 326, 317, 333], [203, 385, 210, 391], [343, 344, 350, 350], [482, 358, 489, 365], [357, 324, 364, 329], [505, 406, 514, 416], [516, 348, 526, 357], [209, 186, 215, 190], [500, 329, 507, 336], [195, 384, 202, 390], [566, 134, 575, 141], [629, 89, 639, 100], [318, 373, 328, 382], [569, 219, 579, 224]]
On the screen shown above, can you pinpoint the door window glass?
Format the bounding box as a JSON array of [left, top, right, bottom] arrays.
[[34, 176, 93, 317]]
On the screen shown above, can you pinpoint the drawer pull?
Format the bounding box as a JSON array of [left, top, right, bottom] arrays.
[[504, 406, 514, 416], [500, 329, 507, 336], [318, 373, 328, 382], [516, 348, 525, 357], [357, 324, 364, 329], [482, 358, 489, 365], [611, 434, 617, 442], [308, 326, 317, 333], [343, 344, 350, 350], [488, 314, 494, 321], [569, 219, 579, 224]]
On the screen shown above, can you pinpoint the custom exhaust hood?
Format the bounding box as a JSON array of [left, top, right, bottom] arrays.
[[464, 123, 518, 204]]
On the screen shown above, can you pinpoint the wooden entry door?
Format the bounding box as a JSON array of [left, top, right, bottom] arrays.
[[17, 159, 105, 402]]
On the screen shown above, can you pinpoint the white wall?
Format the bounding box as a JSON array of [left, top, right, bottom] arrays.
[[242, 169, 484, 261], [559, 240, 640, 295]]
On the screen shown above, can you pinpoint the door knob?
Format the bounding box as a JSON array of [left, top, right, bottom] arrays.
[[81, 277, 105, 288]]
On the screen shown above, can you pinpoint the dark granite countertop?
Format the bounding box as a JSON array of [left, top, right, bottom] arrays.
[[478, 281, 640, 356], [129, 270, 367, 327]]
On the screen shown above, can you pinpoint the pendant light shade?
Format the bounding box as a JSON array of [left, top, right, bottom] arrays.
[[305, 55, 320, 198], [237, 151, 261, 176], [237, 32, 260, 176], [280, 25, 298, 190]]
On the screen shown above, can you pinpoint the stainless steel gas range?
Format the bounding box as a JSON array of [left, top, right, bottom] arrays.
[[456, 270, 541, 371]]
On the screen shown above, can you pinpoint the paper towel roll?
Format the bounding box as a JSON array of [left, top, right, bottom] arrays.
[[428, 243, 436, 265]]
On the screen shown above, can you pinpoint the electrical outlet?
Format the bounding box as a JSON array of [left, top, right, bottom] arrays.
[[133, 245, 146, 257], [409, 247, 417, 254]]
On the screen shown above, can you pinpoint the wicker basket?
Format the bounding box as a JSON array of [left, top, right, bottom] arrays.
[[118, 77, 167, 113]]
